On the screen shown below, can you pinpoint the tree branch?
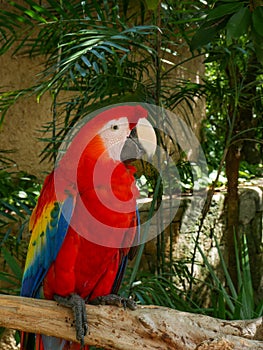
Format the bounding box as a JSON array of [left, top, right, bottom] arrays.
[[0, 294, 262, 349]]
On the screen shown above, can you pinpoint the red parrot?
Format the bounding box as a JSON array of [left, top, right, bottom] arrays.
[[20, 105, 156, 350]]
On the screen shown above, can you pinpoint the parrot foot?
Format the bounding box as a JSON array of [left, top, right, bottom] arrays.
[[90, 294, 137, 310], [54, 293, 88, 347]]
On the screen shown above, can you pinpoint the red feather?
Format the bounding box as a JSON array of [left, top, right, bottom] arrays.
[[21, 105, 147, 350]]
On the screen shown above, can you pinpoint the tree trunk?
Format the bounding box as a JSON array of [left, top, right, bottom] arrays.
[[0, 295, 262, 350], [225, 143, 241, 286], [224, 53, 258, 288]]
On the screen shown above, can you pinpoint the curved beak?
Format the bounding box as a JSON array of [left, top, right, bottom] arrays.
[[120, 118, 157, 162]]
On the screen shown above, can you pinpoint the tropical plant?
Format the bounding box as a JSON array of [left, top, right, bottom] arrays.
[[191, 0, 263, 289], [0, 171, 40, 232], [0, 157, 40, 299], [197, 234, 263, 320], [1, 0, 262, 323], [120, 233, 262, 320], [0, 0, 209, 280], [0, 170, 41, 288], [0, 170, 40, 343]]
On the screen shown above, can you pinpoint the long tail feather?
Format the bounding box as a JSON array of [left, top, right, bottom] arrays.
[[36, 334, 44, 350], [20, 332, 37, 350], [20, 333, 89, 350]]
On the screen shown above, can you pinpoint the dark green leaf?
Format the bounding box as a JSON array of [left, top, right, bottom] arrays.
[[145, 0, 159, 11], [226, 7, 251, 40], [0, 200, 25, 219], [190, 17, 228, 50], [207, 2, 244, 21], [15, 200, 32, 215], [0, 327, 5, 339], [251, 30, 263, 66], [104, 41, 130, 52], [92, 61, 99, 74], [22, 0, 58, 20], [1, 247, 23, 281], [252, 6, 263, 37], [24, 9, 47, 23], [75, 63, 86, 77], [81, 55, 92, 67], [0, 210, 18, 222], [0, 272, 20, 285], [90, 49, 105, 60]]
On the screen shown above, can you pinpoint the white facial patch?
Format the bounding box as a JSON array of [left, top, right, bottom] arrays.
[[99, 117, 130, 161]]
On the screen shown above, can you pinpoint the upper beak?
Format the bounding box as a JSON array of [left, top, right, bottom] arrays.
[[120, 118, 157, 162]]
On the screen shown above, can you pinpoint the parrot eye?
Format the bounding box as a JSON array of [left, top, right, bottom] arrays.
[[111, 124, 119, 131]]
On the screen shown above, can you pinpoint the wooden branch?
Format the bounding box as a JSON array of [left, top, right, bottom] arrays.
[[0, 294, 262, 350]]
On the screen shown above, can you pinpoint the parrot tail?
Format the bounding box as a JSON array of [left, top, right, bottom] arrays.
[[20, 333, 89, 350], [42, 335, 90, 350], [20, 332, 43, 350], [62, 342, 89, 349]]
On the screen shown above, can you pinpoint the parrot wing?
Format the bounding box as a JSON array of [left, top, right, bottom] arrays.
[[21, 173, 75, 298], [111, 206, 140, 294]]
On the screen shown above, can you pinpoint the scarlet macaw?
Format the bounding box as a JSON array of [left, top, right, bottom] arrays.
[[20, 105, 156, 350]]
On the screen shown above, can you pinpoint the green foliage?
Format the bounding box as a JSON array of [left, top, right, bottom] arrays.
[[191, 1, 263, 65], [0, 171, 40, 229], [120, 233, 262, 321], [0, 246, 23, 295], [239, 162, 263, 180], [121, 270, 199, 312], [197, 235, 262, 320], [0, 169, 41, 342], [0, 150, 16, 170], [0, 170, 41, 296], [193, 1, 263, 187]]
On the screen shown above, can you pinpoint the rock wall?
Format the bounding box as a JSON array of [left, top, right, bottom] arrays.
[[139, 184, 263, 302], [0, 50, 53, 178], [239, 185, 263, 301]]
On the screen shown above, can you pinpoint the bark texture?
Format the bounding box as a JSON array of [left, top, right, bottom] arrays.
[[0, 295, 262, 350]]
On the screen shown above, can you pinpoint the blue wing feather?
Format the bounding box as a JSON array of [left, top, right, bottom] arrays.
[[21, 195, 74, 298]]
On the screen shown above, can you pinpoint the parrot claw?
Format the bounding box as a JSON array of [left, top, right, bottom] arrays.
[[54, 293, 88, 347], [90, 294, 137, 310]]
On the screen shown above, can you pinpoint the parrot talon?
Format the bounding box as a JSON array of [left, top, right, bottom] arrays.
[[54, 293, 88, 346], [90, 294, 137, 310]]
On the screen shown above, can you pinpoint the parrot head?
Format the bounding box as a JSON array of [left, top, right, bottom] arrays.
[[97, 107, 157, 163], [56, 104, 156, 191], [59, 104, 156, 168]]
